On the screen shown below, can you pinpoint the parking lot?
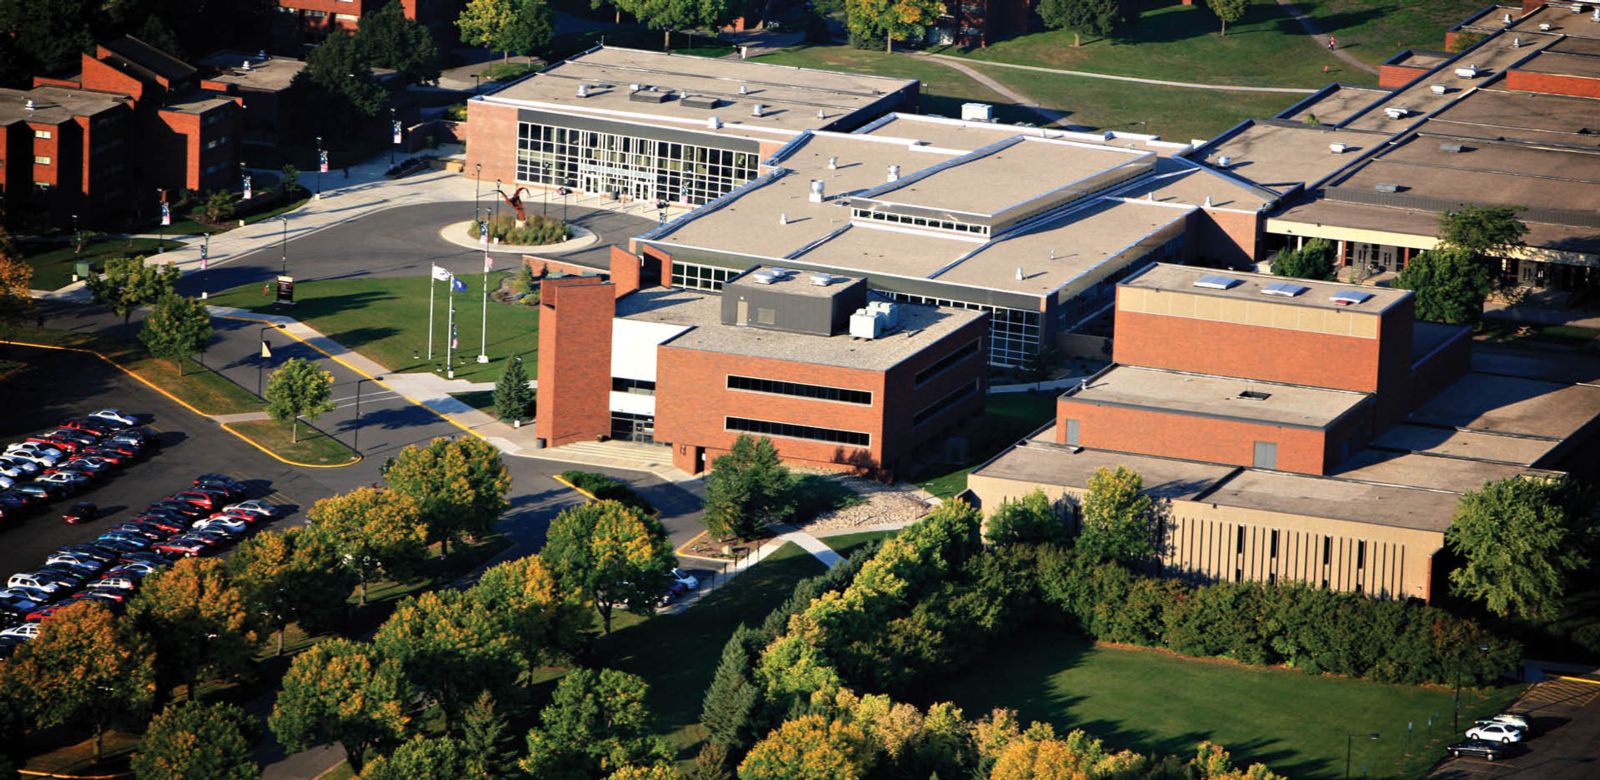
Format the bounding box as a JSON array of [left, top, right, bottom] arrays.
[[0, 346, 363, 576], [1429, 677, 1600, 779]]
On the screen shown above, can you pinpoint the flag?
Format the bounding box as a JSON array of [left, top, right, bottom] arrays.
[[450, 323, 459, 350], [450, 276, 467, 294], [160, 202, 171, 226], [483, 253, 494, 273], [319, 149, 329, 174], [392, 120, 403, 145], [242, 174, 252, 201], [260, 340, 272, 359], [431, 264, 451, 282], [200, 244, 208, 271], [478, 220, 488, 245]]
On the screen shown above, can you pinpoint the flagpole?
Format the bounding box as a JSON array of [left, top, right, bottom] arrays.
[[427, 273, 436, 361], [447, 285, 456, 380], [478, 251, 490, 363]]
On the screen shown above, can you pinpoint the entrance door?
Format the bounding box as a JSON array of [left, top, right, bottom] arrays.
[[1520, 259, 1543, 288], [632, 418, 655, 444], [735, 299, 749, 325]]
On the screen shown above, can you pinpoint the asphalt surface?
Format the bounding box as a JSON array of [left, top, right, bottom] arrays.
[[1429, 677, 1600, 779]]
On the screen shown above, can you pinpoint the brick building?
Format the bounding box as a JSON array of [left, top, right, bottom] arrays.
[[273, 0, 459, 47], [969, 263, 1600, 601], [537, 264, 988, 478], [2, 36, 240, 226]]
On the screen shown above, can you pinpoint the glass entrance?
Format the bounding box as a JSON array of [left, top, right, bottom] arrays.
[[609, 411, 657, 444]]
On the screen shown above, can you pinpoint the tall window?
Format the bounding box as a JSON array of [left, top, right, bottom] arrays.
[[672, 262, 740, 291], [727, 375, 871, 405], [516, 122, 758, 206], [882, 291, 1039, 367], [726, 417, 869, 447]]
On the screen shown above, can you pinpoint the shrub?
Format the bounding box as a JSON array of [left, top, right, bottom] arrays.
[[559, 470, 655, 518], [467, 213, 570, 246]]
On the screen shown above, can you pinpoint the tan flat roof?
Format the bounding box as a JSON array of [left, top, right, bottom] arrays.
[[1409, 371, 1600, 440], [1471, 342, 1600, 384], [1511, 5, 1600, 39], [1370, 424, 1562, 467], [1111, 158, 1273, 211], [1392, 50, 1454, 70], [162, 90, 233, 114], [790, 224, 976, 280], [1516, 50, 1600, 79], [862, 136, 1148, 215], [1329, 448, 1554, 492], [196, 52, 304, 91], [1328, 137, 1600, 218], [487, 46, 916, 135], [1425, 87, 1600, 145], [1199, 121, 1392, 192], [1281, 85, 1391, 126], [619, 287, 984, 371], [859, 113, 1189, 156], [1270, 197, 1600, 255], [1121, 262, 1412, 313], [0, 86, 122, 124], [1346, 33, 1560, 132], [1065, 365, 1370, 428], [972, 438, 1237, 500], [1202, 467, 1462, 532]]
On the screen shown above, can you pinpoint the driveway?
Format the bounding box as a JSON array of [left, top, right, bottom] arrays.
[[1428, 677, 1600, 779]]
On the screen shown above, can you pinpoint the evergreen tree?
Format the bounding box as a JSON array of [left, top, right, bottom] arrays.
[[703, 435, 794, 540], [493, 354, 535, 424], [356, 0, 442, 82], [701, 624, 760, 749], [458, 692, 519, 779]]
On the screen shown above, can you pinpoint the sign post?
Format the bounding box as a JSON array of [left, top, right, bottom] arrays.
[[275, 275, 295, 306]]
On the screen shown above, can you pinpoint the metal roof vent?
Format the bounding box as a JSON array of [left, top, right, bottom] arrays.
[[629, 83, 640, 92], [827, 156, 838, 170], [817, 109, 826, 120], [887, 164, 900, 182], [1238, 390, 1272, 401], [778, 212, 788, 225], [1194, 274, 1242, 290], [1261, 282, 1310, 297], [1015, 266, 1024, 281], [1502, 12, 1512, 24], [1540, 22, 1553, 31], [1375, 182, 1401, 193], [751, 103, 765, 117], [769, 268, 796, 277], [750, 270, 780, 285], [242, 59, 252, 71], [809, 179, 825, 203], [1440, 142, 1465, 153], [24, 99, 34, 111], [1384, 106, 1410, 119], [1331, 290, 1375, 306], [1512, 36, 1522, 48], [576, 84, 589, 98], [1455, 64, 1480, 78], [738, 84, 748, 95], [1431, 84, 1449, 95], [810, 273, 836, 286], [707, 116, 722, 130], [1330, 143, 1348, 154], [1203, 196, 1213, 208], [1216, 155, 1232, 168]]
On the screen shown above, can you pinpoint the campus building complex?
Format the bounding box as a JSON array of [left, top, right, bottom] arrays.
[[969, 264, 1600, 601]]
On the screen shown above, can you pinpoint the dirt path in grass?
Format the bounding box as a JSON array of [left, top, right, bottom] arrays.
[[1273, 0, 1380, 75], [911, 53, 1075, 127]]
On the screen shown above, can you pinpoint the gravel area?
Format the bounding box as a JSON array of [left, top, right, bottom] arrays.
[[797, 475, 933, 534]]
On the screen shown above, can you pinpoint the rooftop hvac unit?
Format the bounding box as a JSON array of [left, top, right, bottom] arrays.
[[1329, 143, 1348, 154], [1431, 84, 1449, 95], [629, 83, 640, 92], [576, 84, 589, 98], [850, 308, 884, 339], [1216, 155, 1232, 168], [866, 300, 899, 328], [750, 271, 780, 285], [887, 164, 901, 182], [809, 179, 826, 203], [1440, 142, 1465, 153], [1455, 64, 1480, 78], [707, 116, 722, 130], [1375, 182, 1401, 193], [242, 59, 252, 71], [680, 95, 720, 109], [1384, 106, 1410, 119], [769, 268, 795, 278], [827, 156, 838, 170], [810, 273, 837, 286], [1540, 23, 1553, 31], [751, 103, 765, 117], [961, 102, 994, 122], [738, 84, 748, 95]]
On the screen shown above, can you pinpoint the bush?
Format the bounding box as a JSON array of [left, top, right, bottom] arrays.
[[467, 213, 570, 246], [559, 471, 655, 518]]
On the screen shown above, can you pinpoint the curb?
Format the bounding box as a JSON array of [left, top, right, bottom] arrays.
[[0, 338, 358, 470], [19, 770, 131, 779]]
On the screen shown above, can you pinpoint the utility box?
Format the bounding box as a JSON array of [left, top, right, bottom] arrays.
[[961, 102, 994, 122], [74, 261, 94, 279]]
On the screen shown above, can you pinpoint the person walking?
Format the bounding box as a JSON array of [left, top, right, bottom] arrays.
[[1328, 36, 1338, 51]]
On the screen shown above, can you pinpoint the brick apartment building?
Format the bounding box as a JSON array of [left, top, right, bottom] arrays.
[[1, 37, 240, 226], [537, 262, 988, 478], [273, 0, 459, 47], [970, 263, 1600, 601]]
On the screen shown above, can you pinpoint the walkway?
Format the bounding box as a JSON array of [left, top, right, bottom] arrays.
[[922, 52, 1321, 94], [1273, 0, 1379, 76], [913, 54, 1074, 127]]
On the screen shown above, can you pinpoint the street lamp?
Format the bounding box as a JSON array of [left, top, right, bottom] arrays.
[[1453, 644, 1492, 734], [389, 107, 397, 165], [200, 232, 210, 300], [279, 216, 289, 275], [314, 135, 324, 198], [474, 163, 482, 226], [156, 188, 167, 251], [1345, 732, 1379, 780], [352, 375, 384, 453]]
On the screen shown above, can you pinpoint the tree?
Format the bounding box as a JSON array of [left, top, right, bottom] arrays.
[[1446, 477, 1587, 620], [229, 529, 356, 656], [457, 0, 517, 61], [0, 602, 155, 764], [360, 736, 467, 780], [610, 767, 684, 780], [701, 624, 761, 750], [468, 555, 590, 680], [281, 164, 303, 195], [382, 436, 511, 555], [0, 234, 31, 332], [265, 356, 336, 443], [126, 557, 259, 701], [305, 33, 387, 119], [458, 692, 520, 779], [846, 0, 943, 53], [985, 489, 1069, 546], [304, 487, 427, 605], [542, 500, 676, 633], [0, 0, 91, 74], [270, 639, 412, 774], [356, 0, 443, 82], [85, 255, 180, 326], [1270, 239, 1337, 281], [503, 0, 556, 60], [1440, 205, 1528, 258], [1037, 0, 1121, 47], [1076, 465, 1154, 566], [132, 700, 258, 780], [139, 294, 212, 374], [703, 435, 794, 540], [1394, 246, 1492, 325], [737, 714, 872, 780], [617, 0, 737, 49], [520, 668, 672, 779], [372, 590, 521, 727], [493, 355, 535, 424], [200, 191, 235, 224], [1209, 0, 1249, 36], [1018, 346, 1062, 386]]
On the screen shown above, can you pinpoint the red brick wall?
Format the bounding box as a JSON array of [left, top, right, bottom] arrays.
[[1378, 65, 1428, 89], [1113, 307, 1385, 392], [536, 277, 615, 447], [1055, 399, 1343, 475], [1192, 208, 1260, 264], [876, 316, 989, 479], [1505, 70, 1600, 99], [1373, 296, 1416, 427], [464, 100, 518, 191], [79, 56, 148, 103], [28, 121, 63, 188], [155, 110, 202, 192], [608, 246, 641, 297], [523, 255, 596, 278]]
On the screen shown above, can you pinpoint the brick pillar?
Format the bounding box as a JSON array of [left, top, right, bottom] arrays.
[[609, 245, 642, 298], [536, 276, 615, 448]]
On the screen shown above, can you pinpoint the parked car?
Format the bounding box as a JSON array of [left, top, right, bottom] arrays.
[[223, 500, 278, 518], [107, 523, 166, 541], [0, 622, 41, 640], [0, 589, 49, 613], [88, 576, 139, 593], [27, 595, 114, 622], [147, 501, 207, 519], [194, 473, 243, 491], [7, 572, 73, 596], [43, 553, 105, 575], [0, 461, 29, 479], [5, 449, 61, 468], [131, 515, 186, 534], [61, 457, 115, 475], [61, 419, 117, 437], [1481, 713, 1532, 734], [671, 568, 699, 591], [79, 449, 131, 467], [62, 501, 98, 525], [15, 483, 67, 501], [97, 532, 152, 550], [108, 562, 160, 578], [1465, 722, 1524, 744], [36, 472, 87, 493], [194, 526, 240, 544], [0, 492, 33, 514], [0, 455, 42, 475], [193, 515, 249, 534], [110, 552, 169, 569], [88, 409, 138, 428], [1447, 738, 1520, 761], [154, 537, 209, 557], [0, 475, 11, 490]]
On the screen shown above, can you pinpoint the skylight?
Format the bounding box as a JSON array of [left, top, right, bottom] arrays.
[[1194, 275, 1242, 290], [1330, 290, 1375, 306], [1261, 282, 1309, 297]]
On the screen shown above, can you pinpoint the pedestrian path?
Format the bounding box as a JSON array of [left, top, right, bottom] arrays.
[[771, 522, 843, 568], [922, 52, 1322, 94], [659, 521, 841, 614], [1274, 0, 1379, 76]]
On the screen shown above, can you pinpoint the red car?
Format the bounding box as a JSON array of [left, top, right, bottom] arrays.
[[170, 491, 222, 511], [27, 436, 84, 454], [131, 516, 185, 534], [154, 537, 210, 557]]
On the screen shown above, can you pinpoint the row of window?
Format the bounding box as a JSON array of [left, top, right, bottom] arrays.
[[914, 339, 980, 386], [516, 122, 759, 206], [726, 417, 869, 448], [851, 208, 990, 236], [727, 375, 871, 405], [672, 262, 740, 292], [913, 379, 979, 427], [611, 377, 657, 396], [881, 291, 1041, 367]]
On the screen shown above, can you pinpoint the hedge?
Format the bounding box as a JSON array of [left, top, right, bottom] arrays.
[[468, 213, 570, 246], [558, 471, 655, 518]]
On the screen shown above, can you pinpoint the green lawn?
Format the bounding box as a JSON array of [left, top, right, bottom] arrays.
[[821, 530, 895, 557], [1296, 0, 1491, 67], [950, 2, 1369, 88], [755, 46, 1041, 124], [915, 392, 1058, 498], [208, 273, 538, 380], [930, 628, 1522, 779], [227, 418, 360, 466], [10, 327, 262, 416], [20, 237, 181, 291]]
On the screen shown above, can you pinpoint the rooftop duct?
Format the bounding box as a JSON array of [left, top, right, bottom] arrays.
[[809, 180, 825, 203], [886, 164, 900, 182]]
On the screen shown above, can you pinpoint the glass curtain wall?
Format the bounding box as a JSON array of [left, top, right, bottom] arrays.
[[517, 122, 759, 206]]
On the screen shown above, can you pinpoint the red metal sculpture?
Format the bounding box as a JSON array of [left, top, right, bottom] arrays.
[[496, 187, 531, 223]]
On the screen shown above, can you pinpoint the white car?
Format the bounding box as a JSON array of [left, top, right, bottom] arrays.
[[222, 500, 277, 518], [0, 456, 41, 475], [1465, 722, 1524, 744], [6, 446, 62, 465], [193, 516, 249, 534], [88, 409, 137, 427], [7, 573, 68, 596], [1478, 713, 1532, 734], [0, 623, 41, 640], [0, 475, 11, 490], [671, 568, 699, 591]]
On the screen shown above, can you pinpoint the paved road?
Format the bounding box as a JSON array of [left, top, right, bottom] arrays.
[[1429, 677, 1600, 779]]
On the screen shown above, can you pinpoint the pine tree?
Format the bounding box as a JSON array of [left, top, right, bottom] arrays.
[[458, 691, 519, 778], [701, 624, 760, 749], [493, 355, 534, 424]]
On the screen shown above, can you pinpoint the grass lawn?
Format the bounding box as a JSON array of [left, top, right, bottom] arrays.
[[8, 327, 262, 416], [226, 418, 360, 466], [755, 46, 1041, 124], [929, 628, 1522, 779], [19, 237, 181, 291], [1296, 0, 1491, 67], [208, 273, 538, 381], [950, 2, 1368, 88], [449, 389, 497, 414], [915, 392, 1058, 498], [821, 530, 895, 557]]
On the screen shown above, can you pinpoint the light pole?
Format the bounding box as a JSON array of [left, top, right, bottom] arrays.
[[474, 163, 482, 227], [71, 213, 81, 255], [389, 107, 397, 165], [279, 216, 289, 275], [314, 135, 324, 198], [1453, 644, 1492, 734], [156, 188, 167, 251], [200, 232, 210, 300], [1345, 732, 1378, 780], [472, 74, 480, 94], [353, 375, 383, 453]]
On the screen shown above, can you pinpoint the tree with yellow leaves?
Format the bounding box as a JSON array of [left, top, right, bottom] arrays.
[[304, 487, 428, 605], [541, 499, 675, 633], [846, 0, 942, 53], [468, 554, 590, 679], [126, 557, 259, 702], [382, 436, 511, 556], [269, 638, 412, 773], [738, 714, 873, 780]]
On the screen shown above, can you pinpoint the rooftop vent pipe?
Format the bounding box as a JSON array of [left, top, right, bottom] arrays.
[[576, 84, 589, 98], [1015, 267, 1024, 281], [738, 84, 748, 95], [817, 109, 826, 120], [887, 164, 900, 182], [707, 116, 722, 130], [779, 212, 788, 225], [809, 180, 825, 203], [24, 99, 34, 111], [242, 60, 251, 71], [827, 156, 838, 170], [752, 103, 765, 117], [1216, 155, 1232, 168]]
